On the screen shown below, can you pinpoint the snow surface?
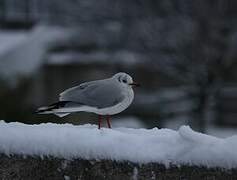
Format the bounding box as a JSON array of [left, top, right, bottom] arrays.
[[0, 121, 236, 168], [0, 30, 28, 56], [0, 25, 71, 85]]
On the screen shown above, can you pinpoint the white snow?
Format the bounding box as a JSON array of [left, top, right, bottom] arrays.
[[132, 167, 138, 180], [0, 25, 71, 85], [0, 120, 237, 168], [0, 30, 28, 56], [64, 175, 71, 180]]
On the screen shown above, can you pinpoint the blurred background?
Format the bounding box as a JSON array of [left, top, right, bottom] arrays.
[[0, 0, 237, 137]]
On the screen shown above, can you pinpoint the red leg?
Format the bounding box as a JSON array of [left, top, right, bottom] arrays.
[[106, 114, 111, 128], [98, 115, 102, 129]]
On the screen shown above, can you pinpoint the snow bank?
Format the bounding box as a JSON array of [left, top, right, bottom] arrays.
[[0, 121, 236, 168], [0, 25, 71, 85], [0, 31, 28, 56]]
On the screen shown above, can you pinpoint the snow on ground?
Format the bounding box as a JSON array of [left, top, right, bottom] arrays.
[[0, 25, 71, 85], [0, 121, 236, 168], [0, 30, 28, 56]]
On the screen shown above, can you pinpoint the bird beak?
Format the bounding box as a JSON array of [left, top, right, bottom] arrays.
[[129, 82, 140, 87]]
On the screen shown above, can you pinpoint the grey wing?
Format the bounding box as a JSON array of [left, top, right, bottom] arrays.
[[59, 80, 125, 108], [59, 81, 91, 100]]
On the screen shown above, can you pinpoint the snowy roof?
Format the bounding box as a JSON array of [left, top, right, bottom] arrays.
[[0, 121, 237, 168]]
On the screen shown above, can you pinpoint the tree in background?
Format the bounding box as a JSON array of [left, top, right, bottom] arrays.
[[133, 0, 237, 132]]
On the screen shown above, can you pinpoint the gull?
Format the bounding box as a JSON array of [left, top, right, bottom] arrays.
[[36, 72, 139, 129]]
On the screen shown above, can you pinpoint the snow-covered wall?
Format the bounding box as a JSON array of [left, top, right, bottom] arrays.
[[0, 121, 237, 169]]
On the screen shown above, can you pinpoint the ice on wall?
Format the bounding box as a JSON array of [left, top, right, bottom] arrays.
[[0, 121, 236, 168]]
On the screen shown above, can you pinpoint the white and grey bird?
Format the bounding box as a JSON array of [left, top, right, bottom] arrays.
[[36, 72, 139, 129]]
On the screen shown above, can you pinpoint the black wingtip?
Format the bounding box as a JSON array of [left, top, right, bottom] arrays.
[[34, 101, 71, 115], [33, 109, 44, 114]]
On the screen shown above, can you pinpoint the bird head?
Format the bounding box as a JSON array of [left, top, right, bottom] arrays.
[[113, 72, 140, 88]]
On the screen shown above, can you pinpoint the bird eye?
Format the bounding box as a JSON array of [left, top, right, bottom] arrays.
[[118, 76, 122, 82], [122, 79, 127, 83]]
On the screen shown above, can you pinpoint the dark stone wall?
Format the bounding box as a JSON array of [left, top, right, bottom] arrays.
[[0, 154, 236, 180]]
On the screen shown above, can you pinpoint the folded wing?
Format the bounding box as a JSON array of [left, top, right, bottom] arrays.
[[59, 79, 125, 109]]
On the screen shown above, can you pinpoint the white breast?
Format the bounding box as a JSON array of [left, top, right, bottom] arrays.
[[93, 87, 134, 115], [52, 87, 134, 116]]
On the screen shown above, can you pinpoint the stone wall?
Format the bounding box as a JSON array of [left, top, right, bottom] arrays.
[[0, 154, 236, 180]]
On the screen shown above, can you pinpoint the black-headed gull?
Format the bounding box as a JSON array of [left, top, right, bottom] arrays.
[[36, 72, 139, 129]]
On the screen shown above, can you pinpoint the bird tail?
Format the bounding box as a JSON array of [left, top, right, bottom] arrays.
[[35, 101, 71, 117]]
